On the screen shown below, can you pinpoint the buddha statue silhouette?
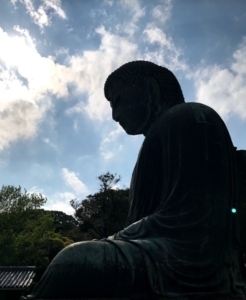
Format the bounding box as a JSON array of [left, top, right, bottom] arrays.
[[26, 61, 246, 299]]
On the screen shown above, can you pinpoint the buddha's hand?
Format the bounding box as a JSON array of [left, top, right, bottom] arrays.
[[107, 234, 116, 240]]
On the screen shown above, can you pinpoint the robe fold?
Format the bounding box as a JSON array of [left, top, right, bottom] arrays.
[[29, 102, 246, 299]]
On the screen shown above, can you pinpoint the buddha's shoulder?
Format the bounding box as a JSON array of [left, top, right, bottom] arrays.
[[159, 102, 221, 125]]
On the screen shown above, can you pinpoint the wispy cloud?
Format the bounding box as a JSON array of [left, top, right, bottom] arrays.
[[100, 125, 124, 160], [55, 47, 69, 56], [10, 0, 66, 30], [115, 0, 145, 36], [61, 168, 88, 196], [90, 8, 107, 19], [152, 0, 172, 24], [28, 186, 45, 195], [190, 37, 246, 121], [42, 138, 57, 149], [143, 24, 187, 71], [103, 0, 113, 6], [43, 0, 66, 19], [120, 0, 145, 23]]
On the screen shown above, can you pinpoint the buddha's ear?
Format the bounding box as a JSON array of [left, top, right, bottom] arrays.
[[144, 76, 162, 114]]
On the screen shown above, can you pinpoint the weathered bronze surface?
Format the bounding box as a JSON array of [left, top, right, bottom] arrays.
[[26, 61, 246, 299]]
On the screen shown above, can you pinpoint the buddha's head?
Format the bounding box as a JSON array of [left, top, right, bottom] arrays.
[[104, 60, 185, 136]]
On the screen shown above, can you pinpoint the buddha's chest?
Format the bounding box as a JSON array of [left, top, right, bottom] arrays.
[[129, 135, 163, 200]]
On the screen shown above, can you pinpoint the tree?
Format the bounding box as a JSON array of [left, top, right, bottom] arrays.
[[70, 172, 129, 239], [0, 185, 47, 214], [44, 209, 87, 243], [62, 225, 91, 242], [0, 185, 74, 270], [98, 172, 121, 192], [41, 210, 79, 233]]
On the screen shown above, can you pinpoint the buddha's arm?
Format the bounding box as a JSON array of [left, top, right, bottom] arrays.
[[107, 215, 150, 240]]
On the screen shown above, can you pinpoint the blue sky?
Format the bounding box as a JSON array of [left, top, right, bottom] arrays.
[[0, 0, 245, 215]]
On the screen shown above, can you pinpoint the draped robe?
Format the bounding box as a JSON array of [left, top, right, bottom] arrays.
[[29, 102, 246, 299]]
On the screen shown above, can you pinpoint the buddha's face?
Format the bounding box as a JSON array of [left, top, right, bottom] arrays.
[[107, 78, 152, 135]]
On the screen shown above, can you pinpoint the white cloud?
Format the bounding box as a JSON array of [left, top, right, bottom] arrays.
[[144, 25, 171, 47], [0, 26, 74, 151], [55, 47, 69, 56], [13, 25, 35, 45], [11, 0, 66, 29], [100, 125, 124, 160], [152, 0, 172, 24], [43, 138, 50, 143], [61, 168, 88, 196], [120, 0, 145, 23], [43, 0, 66, 19], [42, 137, 57, 149], [67, 27, 73, 33], [42, 192, 76, 215], [111, 184, 120, 190], [0, 27, 73, 98], [231, 39, 246, 75], [21, 0, 49, 28], [115, 22, 138, 37], [103, 0, 113, 6], [143, 24, 187, 71], [0, 98, 44, 151], [28, 186, 45, 195], [90, 8, 107, 19], [115, 0, 145, 36], [67, 26, 140, 121], [73, 120, 78, 130], [191, 37, 246, 121], [43, 198, 75, 215], [58, 192, 76, 201]]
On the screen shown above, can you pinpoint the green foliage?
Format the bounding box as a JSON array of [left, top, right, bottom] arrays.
[[0, 185, 47, 214], [70, 172, 129, 239], [98, 172, 121, 192], [61, 225, 92, 242], [0, 185, 74, 269], [49, 210, 79, 233], [39, 209, 88, 242], [0, 173, 130, 275]]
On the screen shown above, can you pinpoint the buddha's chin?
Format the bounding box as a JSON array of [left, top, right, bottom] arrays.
[[125, 129, 141, 135], [120, 121, 143, 135]]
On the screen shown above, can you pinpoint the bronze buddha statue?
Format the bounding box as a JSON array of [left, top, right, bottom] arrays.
[[26, 61, 246, 299]]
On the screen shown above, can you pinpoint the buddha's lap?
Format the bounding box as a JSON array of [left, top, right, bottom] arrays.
[[52, 239, 145, 267], [31, 240, 151, 298]]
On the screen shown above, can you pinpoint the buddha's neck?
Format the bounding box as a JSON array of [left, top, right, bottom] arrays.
[[143, 113, 159, 137]]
